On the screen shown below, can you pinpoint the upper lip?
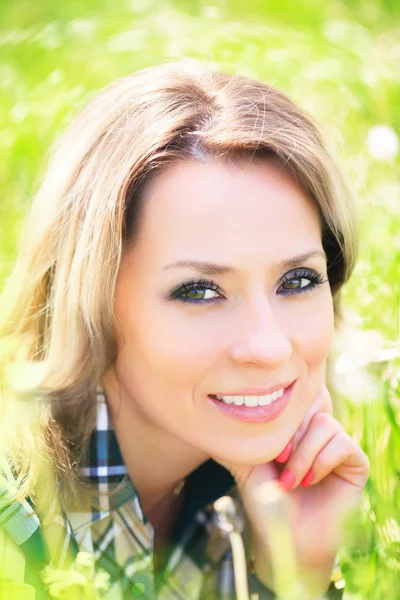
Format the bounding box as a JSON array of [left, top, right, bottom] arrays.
[[211, 381, 295, 396]]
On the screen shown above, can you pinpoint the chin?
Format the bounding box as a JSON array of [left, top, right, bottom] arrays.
[[210, 443, 281, 467]]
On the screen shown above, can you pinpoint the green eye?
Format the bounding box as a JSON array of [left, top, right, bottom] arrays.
[[170, 278, 223, 304], [278, 268, 327, 295], [280, 277, 310, 290], [185, 289, 211, 301]]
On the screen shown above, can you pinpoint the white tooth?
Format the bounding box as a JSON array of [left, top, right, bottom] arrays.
[[221, 396, 234, 404], [258, 394, 271, 406], [218, 390, 285, 406], [233, 396, 244, 406], [244, 396, 258, 407]]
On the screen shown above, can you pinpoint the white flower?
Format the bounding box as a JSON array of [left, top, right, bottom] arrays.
[[367, 125, 399, 161]]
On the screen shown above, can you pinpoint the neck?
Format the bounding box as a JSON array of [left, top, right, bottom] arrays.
[[102, 368, 208, 517]]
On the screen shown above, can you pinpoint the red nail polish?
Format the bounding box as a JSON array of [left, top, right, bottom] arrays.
[[279, 469, 295, 492], [301, 470, 313, 488], [275, 441, 293, 463]]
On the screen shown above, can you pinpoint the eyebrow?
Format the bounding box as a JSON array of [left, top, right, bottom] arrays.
[[163, 250, 327, 276]]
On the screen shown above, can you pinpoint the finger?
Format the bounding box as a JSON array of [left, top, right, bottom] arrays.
[[291, 384, 333, 453], [309, 433, 370, 488], [279, 412, 343, 491]]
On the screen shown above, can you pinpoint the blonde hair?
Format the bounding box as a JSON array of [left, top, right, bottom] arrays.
[[0, 59, 357, 509]]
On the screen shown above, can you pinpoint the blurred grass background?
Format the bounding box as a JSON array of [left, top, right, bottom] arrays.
[[0, 0, 399, 597]]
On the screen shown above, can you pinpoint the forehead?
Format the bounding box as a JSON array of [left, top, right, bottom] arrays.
[[135, 160, 322, 264]]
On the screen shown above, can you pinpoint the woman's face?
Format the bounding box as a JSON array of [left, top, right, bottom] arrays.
[[110, 159, 334, 465]]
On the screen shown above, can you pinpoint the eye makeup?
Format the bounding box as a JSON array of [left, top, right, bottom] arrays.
[[167, 268, 328, 305]]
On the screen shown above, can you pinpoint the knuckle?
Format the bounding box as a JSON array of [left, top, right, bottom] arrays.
[[312, 412, 332, 428], [333, 430, 350, 451], [315, 453, 333, 473]]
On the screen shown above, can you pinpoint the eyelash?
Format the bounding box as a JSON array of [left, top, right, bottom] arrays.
[[169, 268, 328, 305]]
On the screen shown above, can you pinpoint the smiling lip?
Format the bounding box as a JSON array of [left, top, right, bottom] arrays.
[[208, 381, 296, 423]]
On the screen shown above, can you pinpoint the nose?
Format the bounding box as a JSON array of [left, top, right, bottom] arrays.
[[229, 296, 292, 368]]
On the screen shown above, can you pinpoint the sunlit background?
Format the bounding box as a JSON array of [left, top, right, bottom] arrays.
[[1, 1, 399, 597]]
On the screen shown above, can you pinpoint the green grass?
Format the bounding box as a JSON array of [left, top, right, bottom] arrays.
[[1, 1, 399, 597]]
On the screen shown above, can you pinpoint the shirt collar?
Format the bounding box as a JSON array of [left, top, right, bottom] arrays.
[[78, 388, 236, 528], [78, 388, 143, 520]]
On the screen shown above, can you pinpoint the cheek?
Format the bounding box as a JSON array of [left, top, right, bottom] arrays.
[[115, 294, 222, 387], [299, 317, 333, 364], [148, 322, 223, 388], [287, 294, 335, 365]]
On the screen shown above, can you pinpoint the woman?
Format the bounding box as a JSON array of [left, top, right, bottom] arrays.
[[0, 59, 369, 599]]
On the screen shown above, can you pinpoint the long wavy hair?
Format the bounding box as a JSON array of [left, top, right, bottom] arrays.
[[0, 59, 357, 511]]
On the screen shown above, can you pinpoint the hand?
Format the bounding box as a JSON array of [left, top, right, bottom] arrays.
[[217, 385, 370, 596]]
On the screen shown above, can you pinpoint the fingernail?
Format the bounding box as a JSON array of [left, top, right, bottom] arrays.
[[275, 441, 293, 463], [279, 469, 295, 492], [301, 470, 314, 488]]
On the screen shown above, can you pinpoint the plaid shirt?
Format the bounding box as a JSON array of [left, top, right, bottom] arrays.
[[0, 389, 344, 599]]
